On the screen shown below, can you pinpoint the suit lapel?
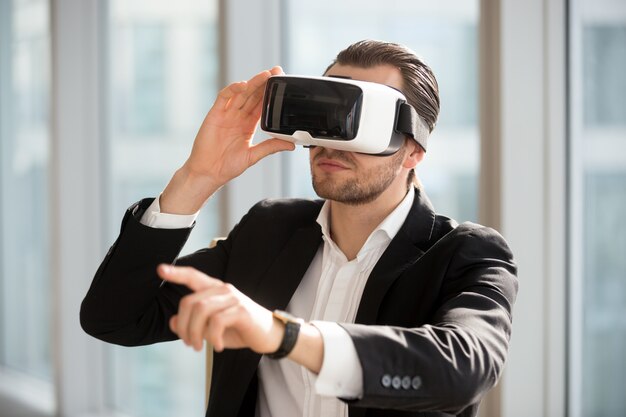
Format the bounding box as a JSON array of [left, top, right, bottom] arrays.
[[252, 222, 323, 311], [354, 233, 424, 325], [354, 188, 436, 325]]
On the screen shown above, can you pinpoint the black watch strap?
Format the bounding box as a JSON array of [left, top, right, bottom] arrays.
[[267, 311, 302, 360]]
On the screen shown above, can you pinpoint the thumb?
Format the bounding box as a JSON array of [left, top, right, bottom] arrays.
[[249, 138, 295, 166]]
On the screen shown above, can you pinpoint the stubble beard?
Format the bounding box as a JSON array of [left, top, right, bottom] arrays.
[[311, 148, 405, 206]]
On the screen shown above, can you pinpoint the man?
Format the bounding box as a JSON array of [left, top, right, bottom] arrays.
[[81, 40, 518, 417]]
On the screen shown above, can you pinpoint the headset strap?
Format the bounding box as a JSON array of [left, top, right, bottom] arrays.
[[396, 102, 430, 152]]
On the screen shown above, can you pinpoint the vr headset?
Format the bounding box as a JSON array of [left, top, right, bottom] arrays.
[[260, 75, 430, 155]]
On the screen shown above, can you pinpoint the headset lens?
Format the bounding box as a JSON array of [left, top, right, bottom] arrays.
[[262, 77, 363, 140]]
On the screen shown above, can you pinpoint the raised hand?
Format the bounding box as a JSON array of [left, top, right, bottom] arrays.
[[185, 66, 295, 184], [159, 67, 295, 214]]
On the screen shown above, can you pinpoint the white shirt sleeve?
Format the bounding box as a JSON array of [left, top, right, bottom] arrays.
[[310, 321, 363, 399], [139, 196, 199, 229]]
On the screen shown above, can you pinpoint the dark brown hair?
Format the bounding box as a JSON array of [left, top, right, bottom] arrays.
[[325, 39, 440, 133]]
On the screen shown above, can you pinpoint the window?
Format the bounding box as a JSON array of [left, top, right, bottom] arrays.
[[106, 1, 219, 415], [569, 1, 626, 416], [130, 23, 167, 135], [281, 0, 479, 222], [0, 0, 52, 382]]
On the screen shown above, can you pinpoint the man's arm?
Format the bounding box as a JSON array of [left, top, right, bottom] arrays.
[[80, 66, 295, 345], [339, 224, 518, 413], [79, 198, 234, 346]]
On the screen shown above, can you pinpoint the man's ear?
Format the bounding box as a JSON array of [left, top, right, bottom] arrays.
[[403, 140, 425, 170]]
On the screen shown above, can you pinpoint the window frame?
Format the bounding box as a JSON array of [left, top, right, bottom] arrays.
[[567, 1, 626, 416], [479, 0, 567, 416], [0, 0, 56, 413]]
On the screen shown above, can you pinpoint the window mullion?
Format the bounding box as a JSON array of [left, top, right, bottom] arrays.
[[50, 0, 107, 414]]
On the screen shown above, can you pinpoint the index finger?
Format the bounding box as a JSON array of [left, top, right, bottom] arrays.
[[230, 70, 273, 111], [246, 69, 273, 91], [157, 264, 222, 292], [269, 65, 284, 76], [242, 67, 284, 101], [241, 66, 285, 114]]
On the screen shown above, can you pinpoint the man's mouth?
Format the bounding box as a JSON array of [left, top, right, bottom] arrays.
[[315, 157, 352, 172]]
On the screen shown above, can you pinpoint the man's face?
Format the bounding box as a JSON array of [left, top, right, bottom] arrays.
[[309, 64, 413, 205]]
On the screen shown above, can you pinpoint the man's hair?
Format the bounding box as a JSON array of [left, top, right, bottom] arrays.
[[325, 40, 440, 189], [325, 39, 440, 133]]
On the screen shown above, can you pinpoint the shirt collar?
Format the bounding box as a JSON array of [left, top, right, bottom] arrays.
[[374, 187, 415, 240], [316, 188, 415, 260]]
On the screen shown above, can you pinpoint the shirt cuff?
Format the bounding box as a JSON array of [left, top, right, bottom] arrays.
[[139, 195, 199, 229], [310, 321, 363, 399]]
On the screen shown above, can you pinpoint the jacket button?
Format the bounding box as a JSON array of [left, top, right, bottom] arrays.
[[391, 376, 402, 389], [401, 376, 411, 389], [381, 374, 392, 388], [411, 376, 422, 390]]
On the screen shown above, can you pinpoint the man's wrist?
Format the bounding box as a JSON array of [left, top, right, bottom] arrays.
[[267, 310, 303, 359], [159, 165, 221, 215], [288, 322, 324, 374], [262, 314, 325, 373]]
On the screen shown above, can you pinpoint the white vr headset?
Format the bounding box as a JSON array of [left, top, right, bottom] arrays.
[[260, 75, 430, 155]]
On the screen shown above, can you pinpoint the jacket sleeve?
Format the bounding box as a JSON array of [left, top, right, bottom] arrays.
[[340, 224, 518, 414], [79, 198, 245, 346]]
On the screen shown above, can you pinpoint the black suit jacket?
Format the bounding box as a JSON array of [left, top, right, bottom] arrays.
[[81, 188, 518, 417]]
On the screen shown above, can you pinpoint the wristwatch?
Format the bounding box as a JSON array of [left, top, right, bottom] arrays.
[[266, 310, 303, 360]]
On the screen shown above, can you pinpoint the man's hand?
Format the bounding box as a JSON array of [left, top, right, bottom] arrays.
[[158, 264, 324, 373], [157, 264, 283, 353], [159, 67, 296, 215], [185, 66, 295, 185]]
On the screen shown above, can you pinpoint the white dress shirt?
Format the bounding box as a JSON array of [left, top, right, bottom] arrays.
[[140, 189, 415, 417]]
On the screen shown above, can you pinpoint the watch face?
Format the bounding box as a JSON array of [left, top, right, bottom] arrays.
[[273, 310, 297, 324]]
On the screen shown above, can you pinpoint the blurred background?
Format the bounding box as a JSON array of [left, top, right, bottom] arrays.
[[0, 0, 624, 416]]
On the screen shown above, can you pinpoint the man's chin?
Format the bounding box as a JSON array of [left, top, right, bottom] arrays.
[[312, 182, 381, 206]]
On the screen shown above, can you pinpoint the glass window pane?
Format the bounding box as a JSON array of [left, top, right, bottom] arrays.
[[583, 25, 626, 127], [571, 1, 626, 416], [106, 1, 219, 416], [282, 0, 479, 222], [0, 0, 52, 381]]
